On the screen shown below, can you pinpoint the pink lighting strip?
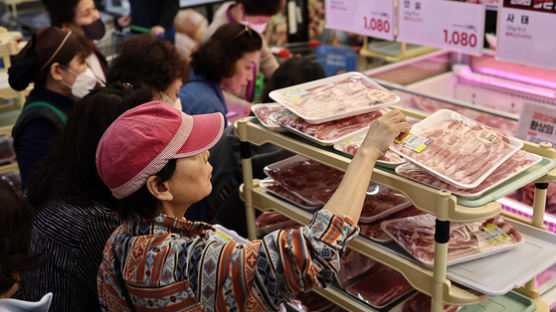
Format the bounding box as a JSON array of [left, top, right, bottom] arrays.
[[473, 67, 556, 91]]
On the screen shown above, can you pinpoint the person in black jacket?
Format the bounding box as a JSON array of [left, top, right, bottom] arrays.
[[9, 27, 92, 190], [118, 0, 180, 41]]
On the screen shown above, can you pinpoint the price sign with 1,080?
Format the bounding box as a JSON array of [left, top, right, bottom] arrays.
[[326, 0, 395, 40]]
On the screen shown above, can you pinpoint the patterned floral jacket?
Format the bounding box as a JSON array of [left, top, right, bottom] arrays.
[[97, 210, 359, 311]]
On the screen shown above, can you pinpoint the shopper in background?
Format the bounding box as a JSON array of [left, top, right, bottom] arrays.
[[13, 84, 152, 312], [96, 102, 410, 311], [202, 0, 281, 107], [106, 34, 189, 110], [117, 0, 179, 41], [0, 180, 51, 312], [179, 23, 261, 125], [186, 56, 326, 235], [42, 0, 108, 90], [9, 27, 91, 190]]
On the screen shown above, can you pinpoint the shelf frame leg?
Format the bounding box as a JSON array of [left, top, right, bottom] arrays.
[[237, 120, 257, 241], [432, 219, 450, 312]]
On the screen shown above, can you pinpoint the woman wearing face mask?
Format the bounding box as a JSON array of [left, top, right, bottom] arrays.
[[202, 0, 281, 107], [106, 34, 189, 110], [42, 0, 108, 96], [179, 23, 262, 125], [9, 27, 92, 190]]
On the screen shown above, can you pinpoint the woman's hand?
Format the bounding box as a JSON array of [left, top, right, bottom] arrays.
[[360, 110, 411, 156]]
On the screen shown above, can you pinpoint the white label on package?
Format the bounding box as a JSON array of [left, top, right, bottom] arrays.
[[397, 0, 485, 56], [515, 101, 556, 145], [396, 133, 430, 153], [325, 0, 395, 40], [497, 1, 556, 70], [280, 88, 308, 101], [475, 224, 511, 247]]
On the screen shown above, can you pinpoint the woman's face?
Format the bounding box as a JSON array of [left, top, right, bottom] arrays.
[[167, 151, 213, 206], [220, 51, 260, 94], [59, 54, 88, 87], [74, 0, 99, 26]]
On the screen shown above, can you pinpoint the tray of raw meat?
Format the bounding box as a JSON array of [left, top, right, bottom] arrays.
[[269, 109, 384, 145], [359, 206, 425, 243], [255, 211, 300, 234], [333, 130, 406, 168], [390, 109, 524, 189], [264, 155, 344, 206], [0, 135, 15, 163], [381, 214, 524, 267], [395, 150, 542, 198], [251, 103, 287, 131], [389, 292, 460, 312], [345, 262, 413, 308], [311, 184, 412, 223], [269, 72, 400, 124], [259, 177, 322, 211]]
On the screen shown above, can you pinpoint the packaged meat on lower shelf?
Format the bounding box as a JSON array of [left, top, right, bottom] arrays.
[[269, 72, 400, 124], [390, 292, 460, 312], [336, 250, 378, 288], [312, 184, 412, 223], [381, 214, 524, 267], [345, 262, 413, 308], [259, 178, 322, 210], [255, 211, 300, 234], [395, 150, 542, 198], [264, 155, 344, 206], [269, 109, 384, 145], [0, 135, 15, 163], [359, 206, 425, 243], [391, 109, 523, 189], [288, 291, 347, 312], [251, 103, 287, 130]]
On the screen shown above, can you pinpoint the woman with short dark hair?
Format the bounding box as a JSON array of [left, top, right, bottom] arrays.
[[13, 84, 152, 312], [178, 23, 262, 124], [107, 34, 189, 110]]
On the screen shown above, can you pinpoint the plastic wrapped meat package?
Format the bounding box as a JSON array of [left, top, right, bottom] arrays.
[[359, 206, 425, 243], [269, 109, 384, 145], [259, 177, 322, 211], [251, 103, 287, 130], [255, 211, 300, 235], [396, 150, 542, 198], [269, 72, 399, 124], [288, 291, 348, 312], [0, 135, 15, 163], [391, 109, 523, 188], [390, 292, 460, 312], [381, 214, 524, 267], [513, 182, 556, 214], [336, 249, 378, 288]]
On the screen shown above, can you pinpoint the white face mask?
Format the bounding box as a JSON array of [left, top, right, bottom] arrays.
[[161, 93, 183, 110], [240, 16, 268, 33], [63, 67, 99, 99]]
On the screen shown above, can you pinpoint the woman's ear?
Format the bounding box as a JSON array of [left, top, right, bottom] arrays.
[[146, 176, 173, 202], [49, 62, 65, 82]]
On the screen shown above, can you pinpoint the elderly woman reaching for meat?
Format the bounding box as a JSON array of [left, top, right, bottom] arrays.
[[95, 102, 410, 311]]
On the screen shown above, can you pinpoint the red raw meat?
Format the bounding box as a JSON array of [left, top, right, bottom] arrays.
[[0, 135, 15, 162], [312, 185, 410, 223], [291, 291, 335, 312], [396, 150, 537, 195], [252, 104, 285, 127], [266, 157, 344, 202], [261, 179, 320, 208], [336, 250, 377, 288], [514, 182, 556, 213], [382, 214, 522, 266], [359, 206, 424, 242], [274, 110, 383, 141], [401, 292, 459, 312], [346, 263, 413, 308], [255, 212, 300, 234], [395, 115, 518, 186]]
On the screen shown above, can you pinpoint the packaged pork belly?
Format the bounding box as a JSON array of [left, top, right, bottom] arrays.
[[359, 205, 425, 243], [390, 109, 523, 189], [334, 129, 406, 167], [395, 150, 542, 198], [269, 72, 400, 124], [251, 103, 287, 131], [269, 109, 384, 145], [259, 177, 322, 211], [381, 214, 524, 267], [389, 292, 460, 312]]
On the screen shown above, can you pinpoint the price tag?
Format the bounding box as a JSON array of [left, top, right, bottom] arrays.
[[397, 0, 485, 56], [396, 133, 431, 152], [515, 101, 556, 146], [325, 0, 395, 40], [496, 0, 556, 70]]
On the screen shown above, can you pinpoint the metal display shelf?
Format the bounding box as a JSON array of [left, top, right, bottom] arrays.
[[234, 112, 556, 312]]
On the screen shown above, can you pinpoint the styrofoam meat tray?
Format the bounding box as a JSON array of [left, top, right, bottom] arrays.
[[251, 103, 287, 131], [259, 177, 322, 211], [359, 206, 425, 243], [390, 109, 524, 189], [395, 151, 542, 199], [333, 129, 406, 168], [269, 109, 384, 146], [269, 71, 400, 124], [381, 214, 524, 268]]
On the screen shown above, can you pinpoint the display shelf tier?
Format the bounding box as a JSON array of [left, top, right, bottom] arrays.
[[240, 183, 488, 306], [235, 117, 501, 223]]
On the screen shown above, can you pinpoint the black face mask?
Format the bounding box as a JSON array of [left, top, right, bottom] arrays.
[[82, 18, 106, 40]]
